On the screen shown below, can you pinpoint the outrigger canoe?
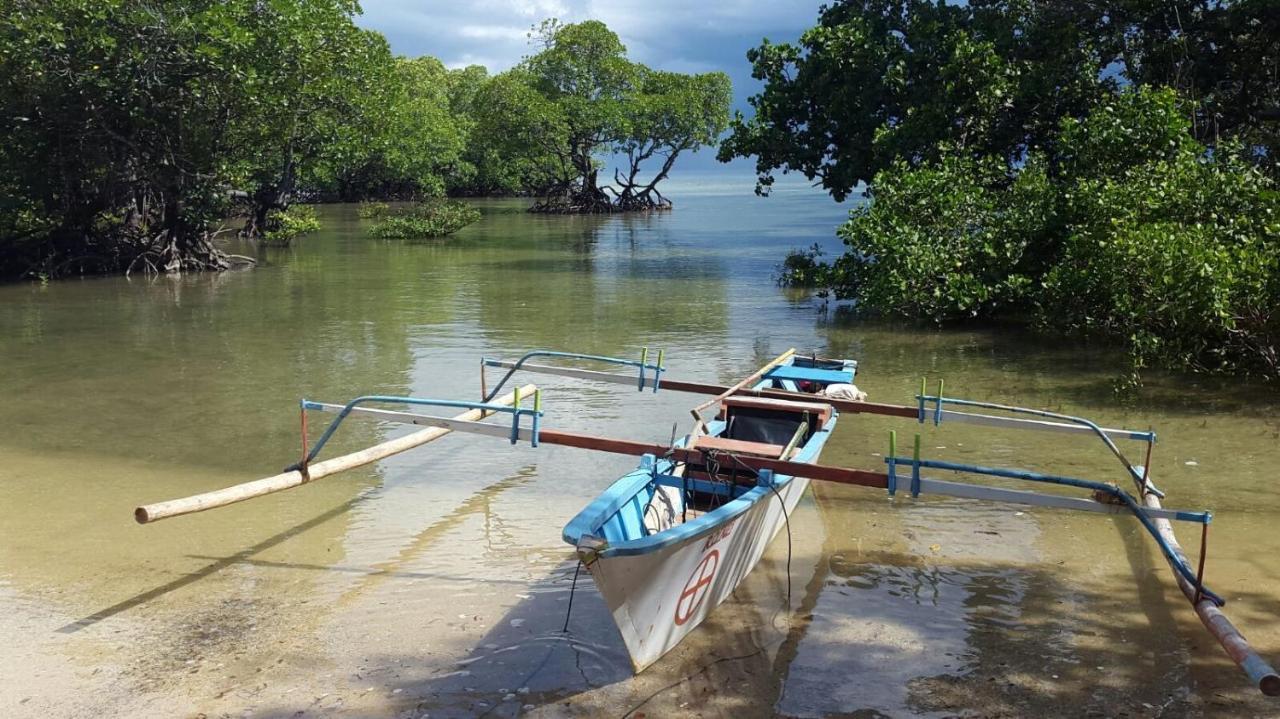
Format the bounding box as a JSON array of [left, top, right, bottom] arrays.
[[562, 355, 856, 670], [133, 347, 1280, 696]]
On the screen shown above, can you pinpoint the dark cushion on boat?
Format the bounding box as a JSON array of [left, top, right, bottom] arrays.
[[725, 411, 808, 446]]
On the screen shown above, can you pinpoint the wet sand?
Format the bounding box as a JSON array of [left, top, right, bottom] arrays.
[[4, 468, 1276, 719]]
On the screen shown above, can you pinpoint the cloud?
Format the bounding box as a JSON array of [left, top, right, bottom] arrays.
[[455, 24, 531, 41]]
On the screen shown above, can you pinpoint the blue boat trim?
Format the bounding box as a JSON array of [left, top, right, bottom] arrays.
[[563, 414, 837, 558], [765, 365, 853, 385], [652, 473, 750, 500], [911, 437, 921, 498]]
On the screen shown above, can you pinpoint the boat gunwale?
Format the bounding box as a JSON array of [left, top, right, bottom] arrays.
[[563, 412, 838, 558]]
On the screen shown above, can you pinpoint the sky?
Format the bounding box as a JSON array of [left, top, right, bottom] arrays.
[[355, 0, 830, 177]]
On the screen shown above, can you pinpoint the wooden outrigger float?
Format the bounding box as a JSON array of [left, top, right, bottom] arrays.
[[135, 348, 1280, 695]]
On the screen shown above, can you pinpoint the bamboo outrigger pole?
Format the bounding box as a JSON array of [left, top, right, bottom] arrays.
[[134, 384, 537, 524], [1144, 492, 1280, 695]]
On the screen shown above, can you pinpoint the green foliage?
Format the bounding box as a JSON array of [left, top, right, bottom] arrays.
[[0, 6, 727, 278], [0, 0, 267, 275], [613, 68, 733, 208], [356, 202, 389, 219], [1044, 139, 1280, 376], [1056, 88, 1195, 179], [0, 0, 380, 273], [776, 245, 830, 288], [820, 86, 1280, 377], [721, 0, 1278, 197], [499, 19, 731, 211], [731, 0, 1280, 380], [368, 201, 481, 239], [1104, 0, 1280, 168], [261, 205, 321, 246], [0, 8, 727, 279], [322, 56, 467, 201], [718, 0, 1106, 198], [464, 70, 571, 196], [832, 153, 1051, 320], [299, 18, 730, 208], [230, 0, 393, 233], [525, 19, 635, 163]]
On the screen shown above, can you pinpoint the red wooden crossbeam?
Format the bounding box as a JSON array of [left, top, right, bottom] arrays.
[[537, 429, 889, 489]]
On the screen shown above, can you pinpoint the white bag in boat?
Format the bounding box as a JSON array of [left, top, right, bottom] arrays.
[[822, 383, 867, 401]]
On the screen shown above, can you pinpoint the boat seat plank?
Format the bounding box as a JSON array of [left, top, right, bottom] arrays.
[[720, 396, 833, 426], [691, 435, 786, 458], [765, 365, 853, 385]]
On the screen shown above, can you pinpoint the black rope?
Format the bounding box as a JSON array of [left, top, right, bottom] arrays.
[[701, 449, 734, 510], [642, 500, 659, 532], [658, 438, 691, 525], [562, 560, 583, 633], [681, 471, 689, 523], [767, 482, 794, 604]]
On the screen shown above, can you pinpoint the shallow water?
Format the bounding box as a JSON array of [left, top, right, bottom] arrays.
[[2, 178, 1278, 717]]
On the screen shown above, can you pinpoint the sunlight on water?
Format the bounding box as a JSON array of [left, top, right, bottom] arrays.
[[1, 180, 1277, 716]]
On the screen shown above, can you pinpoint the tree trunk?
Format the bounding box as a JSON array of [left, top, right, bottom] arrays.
[[243, 155, 297, 237]]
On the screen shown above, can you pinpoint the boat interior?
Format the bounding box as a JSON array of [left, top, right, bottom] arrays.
[[572, 357, 853, 548]]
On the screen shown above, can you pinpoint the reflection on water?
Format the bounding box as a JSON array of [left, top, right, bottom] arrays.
[[779, 563, 1026, 718], [1, 178, 1278, 716]]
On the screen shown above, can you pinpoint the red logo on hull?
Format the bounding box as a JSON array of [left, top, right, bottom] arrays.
[[674, 549, 720, 626]]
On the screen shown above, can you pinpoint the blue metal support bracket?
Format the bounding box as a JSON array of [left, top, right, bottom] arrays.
[[886, 430, 898, 497], [481, 348, 666, 401], [912, 390, 1161, 498], [882, 453, 1221, 605], [294, 393, 545, 469]]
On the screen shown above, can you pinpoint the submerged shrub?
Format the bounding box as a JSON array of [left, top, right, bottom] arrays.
[[368, 200, 481, 238], [262, 206, 321, 246], [776, 244, 830, 287], [356, 201, 389, 219]]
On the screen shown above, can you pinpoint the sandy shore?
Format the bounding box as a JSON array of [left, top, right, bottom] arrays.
[[4, 480, 1276, 719]]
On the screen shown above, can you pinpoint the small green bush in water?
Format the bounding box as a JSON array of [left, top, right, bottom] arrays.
[[356, 202, 389, 219], [776, 244, 830, 287], [263, 206, 321, 245], [369, 200, 480, 238]]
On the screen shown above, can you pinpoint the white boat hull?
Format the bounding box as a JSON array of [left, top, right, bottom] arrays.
[[580, 473, 811, 672], [563, 355, 853, 672]]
